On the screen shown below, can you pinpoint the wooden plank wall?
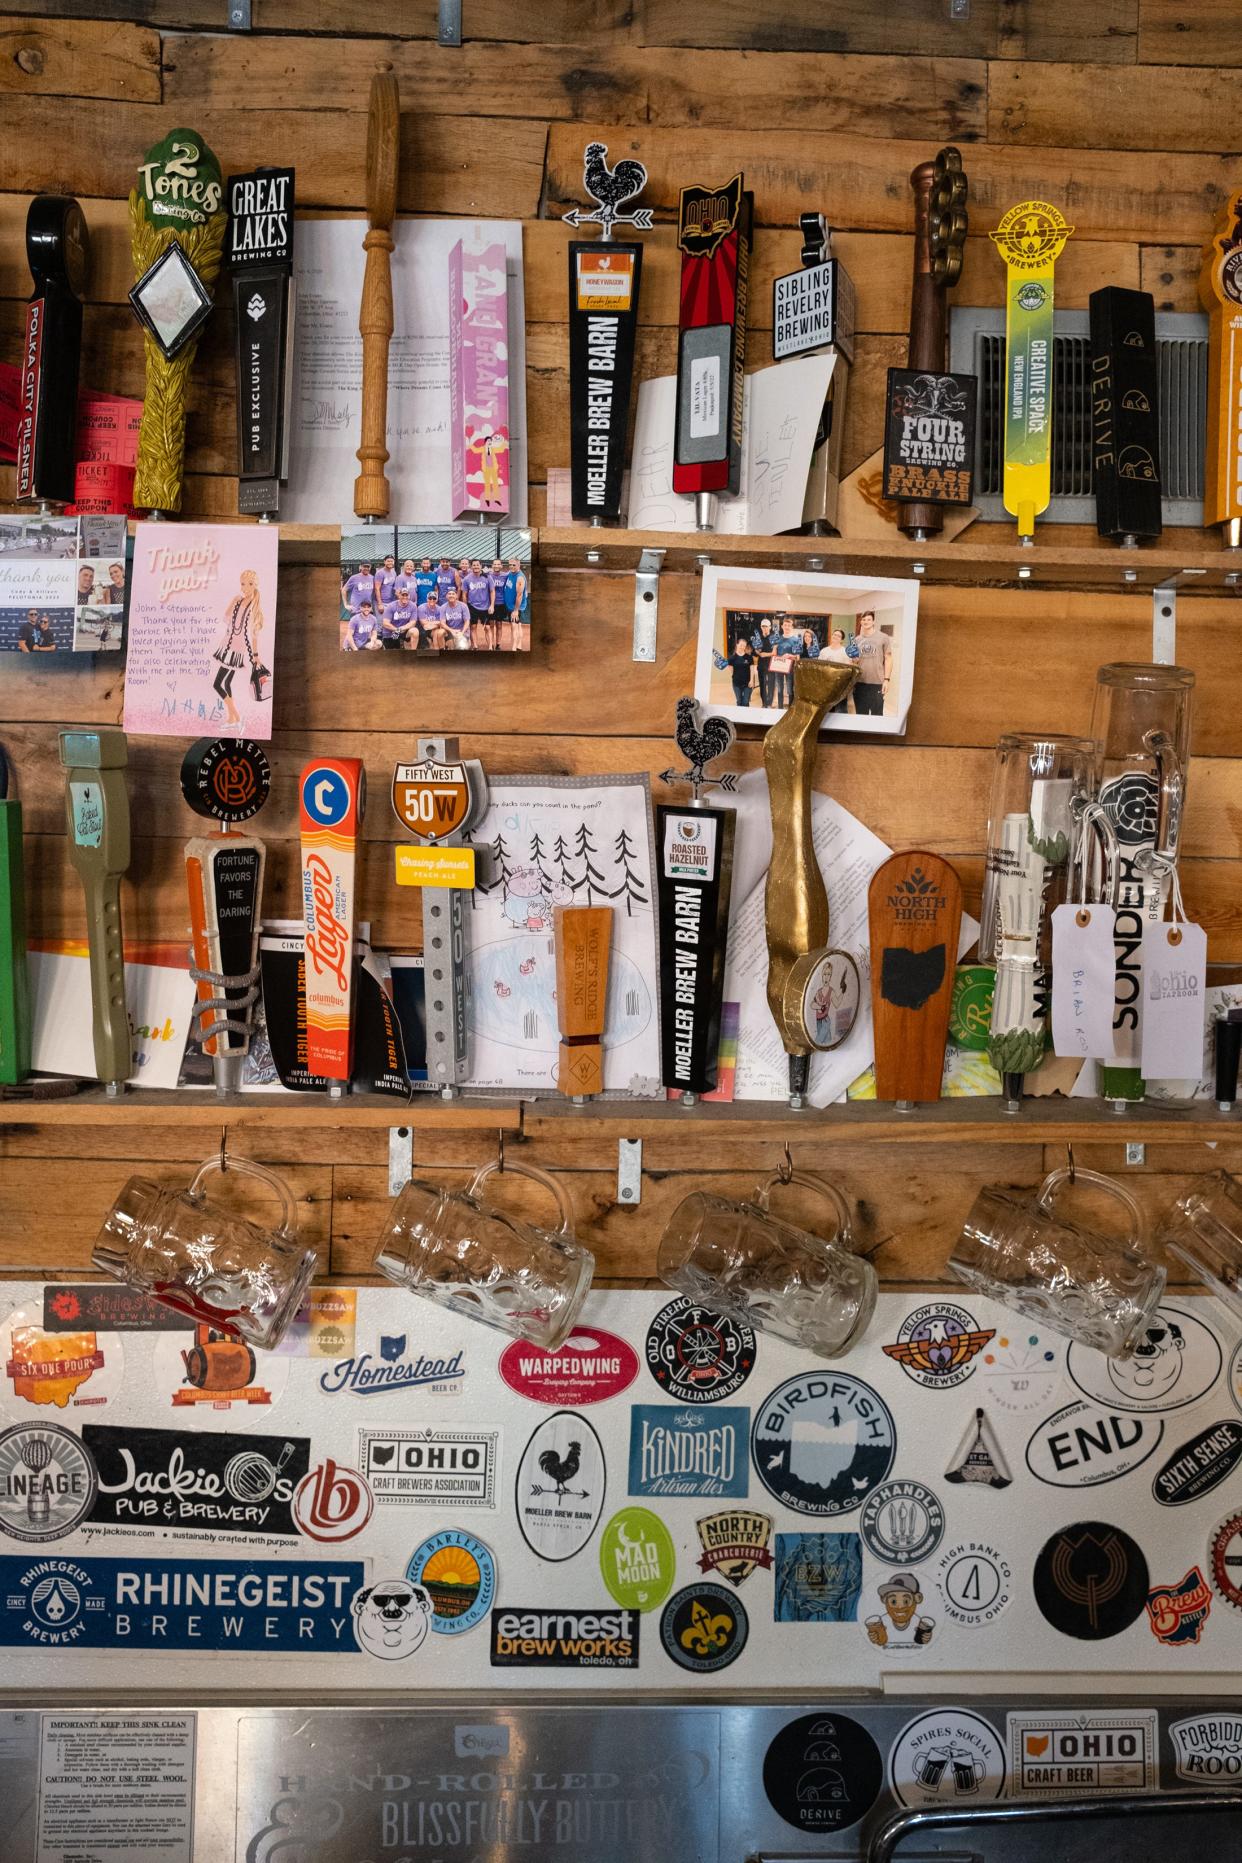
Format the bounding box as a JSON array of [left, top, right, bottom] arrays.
[[0, 1, 1237, 1293]]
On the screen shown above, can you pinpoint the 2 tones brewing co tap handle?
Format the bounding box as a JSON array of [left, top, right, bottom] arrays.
[[354, 74, 401, 521]]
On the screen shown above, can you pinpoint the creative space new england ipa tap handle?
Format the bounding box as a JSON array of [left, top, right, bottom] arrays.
[[354, 73, 400, 521]]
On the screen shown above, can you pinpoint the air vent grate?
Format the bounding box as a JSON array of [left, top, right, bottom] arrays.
[[949, 307, 1207, 524]]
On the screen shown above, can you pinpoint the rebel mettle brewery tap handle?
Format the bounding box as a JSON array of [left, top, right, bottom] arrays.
[[763, 659, 860, 1105], [354, 73, 400, 521], [58, 729, 131, 1093], [18, 196, 91, 508]]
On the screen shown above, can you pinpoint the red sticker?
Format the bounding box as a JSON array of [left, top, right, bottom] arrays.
[[499, 1327, 639, 1406]]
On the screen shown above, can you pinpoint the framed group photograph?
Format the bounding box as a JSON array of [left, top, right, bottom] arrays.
[[339, 524, 532, 655], [694, 564, 920, 736]]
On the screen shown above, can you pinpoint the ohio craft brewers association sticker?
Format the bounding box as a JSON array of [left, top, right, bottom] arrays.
[[405, 1529, 496, 1636], [0, 1423, 97, 1543], [2, 1308, 124, 1411], [659, 1582, 747, 1672], [881, 1303, 994, 1390], [1032, 1520, 1149, 1640], [319, 1335, 465, 1399], [695, 1509, 773, 1585], [1006, 1710, 1157, 1797], [357, 1427, 498, 1508], [751, 1372, 896, 1516], [762, 1712, 883, 1834], [773, 1532, 861, 1623], [644, 1297, 755, 1403], [599, 1506, 675, 1612], [888, 1708, 1006, 1809], [859, 1479, 945, 1565], [1066, 1305, 1221, 1414], [514, 1411, 605, 1562], [935, 1541, 1012, 1627], [499, 1328, 638, 1406]]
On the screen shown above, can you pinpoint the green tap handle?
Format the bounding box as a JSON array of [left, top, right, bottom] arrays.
[[58, 728, 131, 1089]]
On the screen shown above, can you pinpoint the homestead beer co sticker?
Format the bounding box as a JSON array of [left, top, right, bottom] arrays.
[[515, 1411, 606, 1562], [499, 1328, 638, 1406]]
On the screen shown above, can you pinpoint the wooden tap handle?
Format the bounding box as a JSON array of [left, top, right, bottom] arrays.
[[554, 905, 612, 1097], [354, 73, 400, 521], [901, 159, 945, 540]]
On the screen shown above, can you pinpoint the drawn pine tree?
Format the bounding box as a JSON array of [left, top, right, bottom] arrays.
[[573, 821, 608, 905], [553, 832, 577, 892], [490, 831, 515, 899], [530, 829, 554, 903], [610, 827, 649, 916]]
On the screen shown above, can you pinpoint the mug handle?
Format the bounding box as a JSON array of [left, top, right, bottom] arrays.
[[752, 1169, 852, 1247], [1069, 796, 1120, 909], [467, 1157, 576, 1237], [1144, 727, 1185, 872], [1036, 1165, 1144, 1245], [185, 1152, 300, 1241]]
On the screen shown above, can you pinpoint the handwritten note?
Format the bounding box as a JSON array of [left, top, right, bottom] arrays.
[[626, 354, 836, 533], [1050, 904, 1117, 1060]]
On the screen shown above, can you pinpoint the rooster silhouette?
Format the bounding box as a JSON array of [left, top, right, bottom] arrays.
[[676, 696, 734, 775], [564, 142, 653, 236], [535, 1438, 586, 1503]]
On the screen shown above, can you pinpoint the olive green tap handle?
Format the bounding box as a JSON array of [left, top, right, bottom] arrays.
[[58, 728, 131, 1091]]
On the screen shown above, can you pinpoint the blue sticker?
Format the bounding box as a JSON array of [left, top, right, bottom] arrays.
[[628, 1405, 748, 1499], [752, 1372, 896, 1516], [406, 1529, 496, 1636], [0, 1555, 363, 1652], [300, 765, 352, 828], [774, 1533, 862, 1622]]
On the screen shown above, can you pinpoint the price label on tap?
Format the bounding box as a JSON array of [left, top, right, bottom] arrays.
[[1141, 920, 1207, 1081], [1050, 903, 1117, 1060]]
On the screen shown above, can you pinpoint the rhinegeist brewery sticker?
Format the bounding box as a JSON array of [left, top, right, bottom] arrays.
[[81, 1425, 309, 1537], [499, 1328, 638, 1406]]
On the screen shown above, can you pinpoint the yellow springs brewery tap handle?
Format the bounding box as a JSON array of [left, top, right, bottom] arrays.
[[989, 201, 1074, 540]]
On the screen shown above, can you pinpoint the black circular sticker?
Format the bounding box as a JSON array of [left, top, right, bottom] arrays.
[[1032, 1520, 1149, 1641], [659, 1582, 748, 1673], [763, 1712, 883, 1834], [180, 737, 271, 823], [645, 1297, 755, 1403]]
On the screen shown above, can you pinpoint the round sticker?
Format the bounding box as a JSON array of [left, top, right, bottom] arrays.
[[1, 1307, 124, 1413], [935, 1542, 1012, 1627], [863, 1567, 936, 1652], [751, 1372, 896, 1516], [351, 1578, 434, 1661], [300, 764, 356, 829], [406, 1529, 496, 1635], [180, 737, 271, 823], [888, 1708, 1006, 1809], [860, 1480, 945, 1566], [1208, 1513, 1242, 1611], [1228, 1339, 1242, 1419], [659, 1582, 748, 1672], [800, 949, 861, 1051], [1067, 1306, 1221, 1415], [599, 1506, 675, 1613], [515, 1410, 606, 1562], [948, 965, 994, 1051], [1033, 1520, 1149, 1640], [763, 1712, 883, 1834], [292, 1458, 374, 1543], [645, 1298, 755, 1404], [0, 1423, 97, 1543], [499, 1328, 639, 1406], [979, 1330, 1063, 1414], [1025, 1401, 1164, 1489], [881, 1303, 995, 1390], [151, 1327, 288, 1424]]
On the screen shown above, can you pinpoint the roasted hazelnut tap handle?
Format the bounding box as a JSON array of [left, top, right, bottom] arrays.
[[354, 73, 400, 520]]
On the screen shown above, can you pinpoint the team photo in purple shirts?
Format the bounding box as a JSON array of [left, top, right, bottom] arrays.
[[338, 526, 533, 653]]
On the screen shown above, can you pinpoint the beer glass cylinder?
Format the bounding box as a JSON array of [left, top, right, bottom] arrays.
[[1162, 1170, 1242, 1325], [1091, 663, 1194, 1105]]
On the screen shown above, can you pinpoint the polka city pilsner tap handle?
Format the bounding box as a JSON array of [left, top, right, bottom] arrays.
[[988, 200, 1074, 541]]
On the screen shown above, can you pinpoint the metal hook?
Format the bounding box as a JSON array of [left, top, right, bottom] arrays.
[[497, 1130, 505, 1175], [1066, 1143, 1075, 1186], [780, 1141, 793, 1185], [220, 1127, 228, 1174]]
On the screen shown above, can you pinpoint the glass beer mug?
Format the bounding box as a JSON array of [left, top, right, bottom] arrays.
[[374, 1157, 594, 1350], [949, 1163, 1165, 1357], [657, 1169, 876, 1358], [1161, 1170, 1242, 1325], [93, 1151, 315, 1349]]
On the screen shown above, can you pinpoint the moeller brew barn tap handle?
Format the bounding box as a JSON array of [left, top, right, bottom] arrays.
[[354, 73, 400, 521]]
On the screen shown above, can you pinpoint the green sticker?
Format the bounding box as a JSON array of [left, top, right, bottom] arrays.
[[135, 129, 223, 230], [69, 781, 104, 850], [949, 965, 995, 1052], [599, 1507, 675, 1613]]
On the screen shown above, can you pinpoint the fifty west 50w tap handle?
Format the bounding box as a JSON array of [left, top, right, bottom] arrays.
[[354, 73, 401, 521], [58, 728, 131, 1094]]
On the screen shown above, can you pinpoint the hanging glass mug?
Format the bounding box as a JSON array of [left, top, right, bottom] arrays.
[[949, 1163, 1164, 1357], [374, 1157, 594, 1350], [657, 1168, 877, 1358], [979, 732, 1098, 1103], [1091, 662, 1195, 1104], [1161, 1171, 1242, 1326], [93, 1151, 315, 1348]]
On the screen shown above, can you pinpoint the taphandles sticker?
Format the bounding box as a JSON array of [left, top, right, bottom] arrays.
[[514, 1410, 605, 1562]]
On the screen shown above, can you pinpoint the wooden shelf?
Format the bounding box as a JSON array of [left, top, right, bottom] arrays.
[[1, 1088, 1237, 1145]]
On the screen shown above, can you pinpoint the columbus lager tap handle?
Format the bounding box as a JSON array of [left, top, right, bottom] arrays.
[[354, 74, 400, 521], [58, 729, 131, 1094]]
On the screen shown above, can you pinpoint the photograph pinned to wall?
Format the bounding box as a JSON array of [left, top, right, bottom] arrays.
[[123, 523, 278, 739], [339, 524, 531, 654], [0, 513, 127, 654], [695, 564, 919, 736], [463, 774, 662, 1096]]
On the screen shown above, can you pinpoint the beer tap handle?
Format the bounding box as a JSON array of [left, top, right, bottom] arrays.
[[354, 73, 400, 521]]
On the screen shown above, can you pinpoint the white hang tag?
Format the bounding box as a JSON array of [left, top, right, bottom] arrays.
[[1050, 903, 1117, 1059], [1140, 919, 1208, 1080]]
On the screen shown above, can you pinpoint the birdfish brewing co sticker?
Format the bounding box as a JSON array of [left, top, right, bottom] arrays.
[[751, 1372, 896, 1516], [0, 1423, 97, 1544], [406, 1529, 495, 1635], [515, 1411, 605, 1562], [763, 1712, 883, 1835], [81, 1424, 309, 1537], [599, 1506, 675, 1612], [881, 1303, 995, 1390], [645, 1296, 755, 1403], [628, 1404, 749, 1499], [499, 1328, 638, 1405]]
